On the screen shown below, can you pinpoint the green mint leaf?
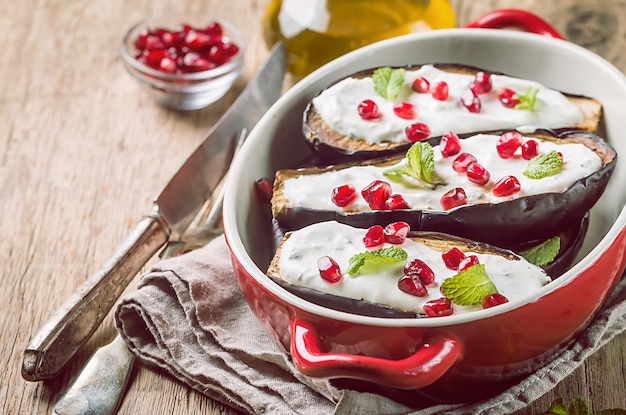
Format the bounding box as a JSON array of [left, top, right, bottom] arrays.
[[543, 397, 568, 415], [515, 87, 539, 110], [440, 264, 498, 306], [383, 142, 436, 186], [347, 246, 408, 276], [524, 150, 563, 179], [568, 396, 591, 415], [519, 236, 561, 267], [372, 67, 406, 102]]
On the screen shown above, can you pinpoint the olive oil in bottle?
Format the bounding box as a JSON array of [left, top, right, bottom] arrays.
[[263, 0, 456, 77]]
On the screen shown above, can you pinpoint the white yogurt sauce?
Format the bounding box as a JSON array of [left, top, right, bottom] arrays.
[[312, 65, 584, 144], [280, 133, 602, 211], [277, 221, 551, 315]]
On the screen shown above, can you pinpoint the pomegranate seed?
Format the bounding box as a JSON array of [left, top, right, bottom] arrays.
[[204, 22, 223, 36], [466, 162, 490, 185], [182, 52, 213, 72], [492, 175, 522, 197], [498, 88, 521, 108], [144, 49, 168, 69], [361, 180, 392, 210], [404, 259, 435, 285], [496, 131, 524, 159], [253, 178, 274, 203], [393, 102, 418, 119], [458, 255, 479, 272], [471, 71, 493, 94], [318, 256, 342, 283], [482, 293, 509, 308], [442, 247, 466, 270], [460, 89, 481, 113], [385, 194, 410, 210], [331, 184, 357, 207], [412, 77, 430, 93], [452, 153, 477, 173], [160, 31, 184, 49], [159, 57, 178, 73], [383, 221, 410, 244], [521, 139, 539, 160], [440, 187, 467, 210], [208, 44, 228, 65], [423, 298, 453, 317], [363, 225, 385, 248], [221, 42, 240, 57], [358, 99, 382, 120], [440, 131, 461, 157], [431, 81, 449, 101], [134, 29, 150, 50], [184, 30, 212, 51], [398, 275, 428, 297], [405, 122, 431, 142], [145, 34, 166, 50]]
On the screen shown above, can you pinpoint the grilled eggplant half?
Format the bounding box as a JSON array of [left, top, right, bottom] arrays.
[[271, 129, 616, 248], [303, 64, 603, 162], [268, 221, 552, 318]]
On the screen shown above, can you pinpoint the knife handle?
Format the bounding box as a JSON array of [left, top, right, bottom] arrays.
[[21, 211, 170, 381]]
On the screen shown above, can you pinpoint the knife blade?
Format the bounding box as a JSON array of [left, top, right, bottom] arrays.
[[22, 42, 287, 381]]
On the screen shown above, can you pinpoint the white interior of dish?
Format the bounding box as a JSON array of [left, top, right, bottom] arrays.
[[223, 29, 626, 327]]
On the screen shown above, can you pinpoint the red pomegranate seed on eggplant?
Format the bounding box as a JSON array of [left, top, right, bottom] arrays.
[[498, 88, 521, 108], [431, 81, 449, 101], [331, 184, 357, 207], [471, 71, 493, 94], [361, 180, 392, 210], [363, 225, 385, 248], [466, 161, 490, 185], [521, 139, 539, 160], [458, 255, 479, 272], [424, 298, 453, 317], [398, 275, 428, 297], [496, 131, 524, 158], [452, 153, 477, 173], [385, 194, 410, 210], [482, 293, 509, 308], [393, 102, 418, 119], [405, 122, 431, 142], [492, 175, 521, 197], [460, 89, 481, 113], [440, 187, 467, 210], [440, 131, 461, 157], [358, 99, 381, 120], [412, 77, 430, 93], [404, 259, 435, 285], [442, 247, 466, 270], [383, 221, 410, 244], [318, 256, 342, 283]]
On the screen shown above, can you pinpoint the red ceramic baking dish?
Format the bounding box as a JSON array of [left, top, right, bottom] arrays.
[[222, 14, 626, 402]]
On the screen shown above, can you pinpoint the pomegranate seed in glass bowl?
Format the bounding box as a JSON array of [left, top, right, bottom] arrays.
[[120, 13, 245, 110]]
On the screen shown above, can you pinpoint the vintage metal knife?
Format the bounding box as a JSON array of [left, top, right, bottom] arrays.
[[22, 42, 287, 382]]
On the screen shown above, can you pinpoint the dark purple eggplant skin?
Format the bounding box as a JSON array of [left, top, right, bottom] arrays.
[[274, 129, 616, 248]]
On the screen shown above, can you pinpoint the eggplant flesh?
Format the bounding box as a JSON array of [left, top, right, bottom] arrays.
[[303, 63, 604, 163], [267, 222, 551, 318], [272, 130, 616, 248]]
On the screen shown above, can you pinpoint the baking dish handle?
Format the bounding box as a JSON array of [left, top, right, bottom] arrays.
[[465, 9, 565, 40], [290, 319, 463, 389]]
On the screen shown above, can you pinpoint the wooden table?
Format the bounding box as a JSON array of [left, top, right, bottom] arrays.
[[2, 0, 625, 413]]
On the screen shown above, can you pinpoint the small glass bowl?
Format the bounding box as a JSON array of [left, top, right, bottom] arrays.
[[121, 13, 245, 110]]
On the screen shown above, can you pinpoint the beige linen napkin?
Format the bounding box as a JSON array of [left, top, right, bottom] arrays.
[[115, 235, 626, 415]]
